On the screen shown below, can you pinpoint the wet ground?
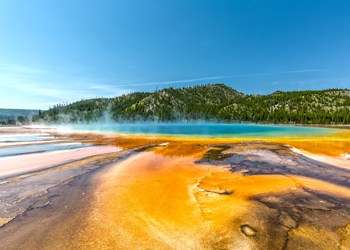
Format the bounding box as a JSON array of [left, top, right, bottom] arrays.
[[0, 127, 349, 249]]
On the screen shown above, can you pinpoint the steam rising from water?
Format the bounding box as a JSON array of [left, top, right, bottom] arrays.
[[36, 122, 340, 138]]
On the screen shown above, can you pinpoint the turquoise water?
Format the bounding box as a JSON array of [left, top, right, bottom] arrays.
[[61, 123, 340, 138]]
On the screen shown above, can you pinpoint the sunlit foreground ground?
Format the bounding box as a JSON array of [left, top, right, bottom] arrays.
[[0, 127, 350, 249]]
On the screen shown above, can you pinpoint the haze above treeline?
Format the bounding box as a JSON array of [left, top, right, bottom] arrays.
[[1, 84, 350, 125]]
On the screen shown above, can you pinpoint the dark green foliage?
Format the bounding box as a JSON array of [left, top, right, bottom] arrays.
[[111, 92, 152, 121], [112, 84, 242, 121], [37, 84, 350, 124], [218, 89, 350, 124]]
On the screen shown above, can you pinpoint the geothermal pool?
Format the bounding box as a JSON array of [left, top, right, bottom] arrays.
[[58, 122, 340, 138], [0, 125, 349, 249]]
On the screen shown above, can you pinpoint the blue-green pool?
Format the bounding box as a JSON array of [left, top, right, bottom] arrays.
[[57, 123, 341, 138]]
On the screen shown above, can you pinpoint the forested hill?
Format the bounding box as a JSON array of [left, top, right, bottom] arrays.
[[35, 84, 350, 124]]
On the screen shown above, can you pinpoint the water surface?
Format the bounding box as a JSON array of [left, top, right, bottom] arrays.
[[0, 142, 91, 158], [61, 123, 340, 138]]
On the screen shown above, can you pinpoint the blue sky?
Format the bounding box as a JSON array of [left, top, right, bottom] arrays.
[[0, 0, 350, 109]]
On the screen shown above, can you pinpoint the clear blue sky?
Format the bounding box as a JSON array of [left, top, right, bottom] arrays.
[[1, 0, 350, 109]]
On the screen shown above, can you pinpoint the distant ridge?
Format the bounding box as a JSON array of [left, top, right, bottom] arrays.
[[35, 84, 350, 125], [0, 109, 39, 124]]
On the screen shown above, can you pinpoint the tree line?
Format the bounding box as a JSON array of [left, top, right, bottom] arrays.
[[32, 84, 350, 125]]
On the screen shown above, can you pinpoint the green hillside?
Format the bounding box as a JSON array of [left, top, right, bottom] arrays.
[[110, 84, 242, 121], [35, 84, 350, 124], [219, 89, 350, 124]]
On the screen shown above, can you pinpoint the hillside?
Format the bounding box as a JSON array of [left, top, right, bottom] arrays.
[[219, 89, 350, 124], [110, 84, 242, 121], [36, 84, 350, 124]]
